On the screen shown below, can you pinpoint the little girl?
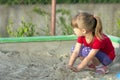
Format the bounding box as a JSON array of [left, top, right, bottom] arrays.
[[67, 12, 116, 74]]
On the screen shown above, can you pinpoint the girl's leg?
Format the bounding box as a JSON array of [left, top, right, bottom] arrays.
[[80, 46, 96, 69], [92, 57, 101, 66], [94, 51, 113, 74], [95, 51, 112, 66], [72, 45, 113, 66], [71, 45, 85, 61], [71, 45, 90, 57], [87, 57, 100, 69], [88, 50, 113, 67]]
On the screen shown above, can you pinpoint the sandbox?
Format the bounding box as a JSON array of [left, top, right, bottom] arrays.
[[0, 35, 120, 80]]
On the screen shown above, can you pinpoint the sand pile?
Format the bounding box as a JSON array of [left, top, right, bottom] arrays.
[[0, 49, 120, 80]]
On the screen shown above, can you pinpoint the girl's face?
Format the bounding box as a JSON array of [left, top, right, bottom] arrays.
[[73, 28, 86, 37]]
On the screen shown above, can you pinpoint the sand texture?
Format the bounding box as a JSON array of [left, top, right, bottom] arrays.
[[0, 41, 120, 80], [0, 50, 120, 80]]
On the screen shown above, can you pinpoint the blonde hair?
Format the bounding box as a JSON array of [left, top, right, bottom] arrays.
[[71, 12, 103, 40]]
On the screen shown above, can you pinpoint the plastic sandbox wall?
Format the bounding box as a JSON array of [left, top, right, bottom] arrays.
[[0, 35, 120, 60], [0, 35, 120, 52], [0, 35, 120, 43]]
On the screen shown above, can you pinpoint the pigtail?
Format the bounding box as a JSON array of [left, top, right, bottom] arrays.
[[94, 16, 103, 40]]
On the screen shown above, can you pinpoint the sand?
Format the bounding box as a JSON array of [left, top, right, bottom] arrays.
[[0, 50, 120, 80], [0, 41, 120, 80]]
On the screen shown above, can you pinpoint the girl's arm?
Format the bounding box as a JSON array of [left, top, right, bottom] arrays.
[[76, 49, 99, 71], [68, 42, 82, 67]]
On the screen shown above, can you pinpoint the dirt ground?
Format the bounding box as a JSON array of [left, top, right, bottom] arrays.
[[0, 41, 120, 80]]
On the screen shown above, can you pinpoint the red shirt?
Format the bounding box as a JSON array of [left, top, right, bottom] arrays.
[[77, 34, 115, 60]]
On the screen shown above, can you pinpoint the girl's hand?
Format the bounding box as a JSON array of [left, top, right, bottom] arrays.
[[67, 65, 72, 69], [67, 65, 79, 72], [70, 67, 79, 72]]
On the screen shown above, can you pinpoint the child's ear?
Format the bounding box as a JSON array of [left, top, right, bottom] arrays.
[[82, 29, 86, 34]]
